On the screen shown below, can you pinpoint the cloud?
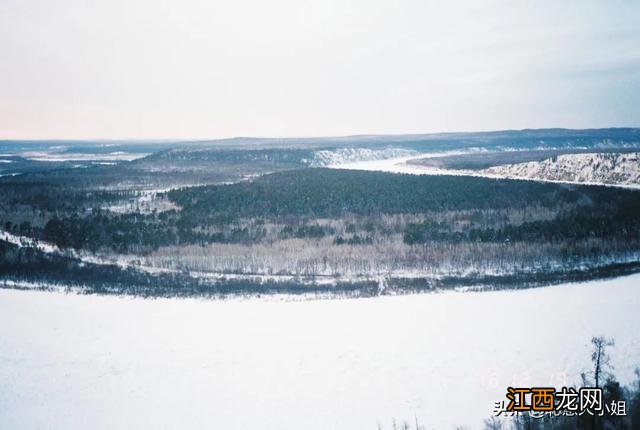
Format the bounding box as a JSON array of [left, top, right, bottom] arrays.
[[1, 0, 638, 138]]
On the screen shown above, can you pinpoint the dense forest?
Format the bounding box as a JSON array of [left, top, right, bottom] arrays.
[[19, 169, 640, 253], [1, 131, 640, 295], [1, 167, 638, 294]]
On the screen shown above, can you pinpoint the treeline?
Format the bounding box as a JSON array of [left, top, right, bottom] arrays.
[[144, 148, 315, 164], [3, 239, 640, 298], [0, 240, 380, 298], [42, 214, 176, 253], [404, 210, 640, 244], [0, 181, 130, 213]]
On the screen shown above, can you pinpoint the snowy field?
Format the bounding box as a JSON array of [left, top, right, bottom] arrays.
[[1, 274, 640, 429]]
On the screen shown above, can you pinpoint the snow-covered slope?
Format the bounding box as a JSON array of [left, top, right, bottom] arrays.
[[310, 147, 419, 167], [483, 152, 640, 186], [1, 274, 640, 430]]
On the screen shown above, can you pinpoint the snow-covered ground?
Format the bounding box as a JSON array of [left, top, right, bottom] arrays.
[[17, 151, 148, 162], [101, 190, 180, 214], [325, 152, 466, 174], [310, 147, 420, 167], [1, 274, 640, 430]]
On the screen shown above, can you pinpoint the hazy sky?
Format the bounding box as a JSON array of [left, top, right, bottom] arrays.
[[1, 0, 639, 139]]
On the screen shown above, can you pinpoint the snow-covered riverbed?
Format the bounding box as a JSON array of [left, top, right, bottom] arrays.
[[1, 274, 640, 429]]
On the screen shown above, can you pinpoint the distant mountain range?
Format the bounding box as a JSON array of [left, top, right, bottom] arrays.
[[2, 128, 639, 182], [3, 127, 639, 151]]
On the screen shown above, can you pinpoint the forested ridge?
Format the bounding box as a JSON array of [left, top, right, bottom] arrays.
[[1, 167, 639, 292], [9, 168, 639, 253], [170, 168, 576, 217]]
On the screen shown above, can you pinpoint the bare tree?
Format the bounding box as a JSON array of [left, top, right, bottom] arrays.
[[589, 336, 615, 389], [483, 416, 503, 430], [581, 336, 615, 430]]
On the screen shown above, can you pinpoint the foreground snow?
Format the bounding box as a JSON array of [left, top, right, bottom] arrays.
[[1, 274, 640, 429]]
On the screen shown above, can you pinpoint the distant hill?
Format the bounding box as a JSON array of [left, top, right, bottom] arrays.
[[2, 128, 639, 188], [136, 127, 640, 152]]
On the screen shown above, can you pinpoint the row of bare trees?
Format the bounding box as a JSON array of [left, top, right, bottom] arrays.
[[142, 236, 640, 279]]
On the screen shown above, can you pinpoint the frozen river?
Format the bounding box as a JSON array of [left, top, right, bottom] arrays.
[[1, 274, 640, 429]]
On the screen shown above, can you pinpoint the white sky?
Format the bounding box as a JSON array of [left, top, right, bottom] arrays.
[[0, 0, 639, 139]]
